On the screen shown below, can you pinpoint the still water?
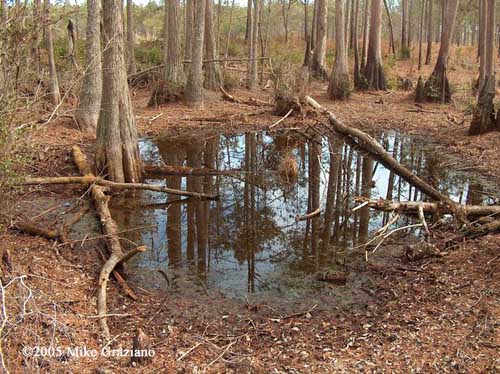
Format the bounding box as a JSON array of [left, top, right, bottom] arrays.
[[109, 129, 492, 300]]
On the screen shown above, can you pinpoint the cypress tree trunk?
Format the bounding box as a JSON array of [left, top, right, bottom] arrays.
[[247, 0, 259, 88], [185, 0, 206, 108], [96, 0, 143, 183], [44, 0, 60, 105], [361, 0, 369, 70], [184, 0, 194, 69], [469, 0, 495, 135], [422, 0, 459, 103], [328, 0, 351, 99], [418, 0, 425, 70], [353, 0, 362, 88], [311, 0, 328, 79], [165, 0, 183, 85], [425, 0, 432, 64], [126, 0, 137, 75], [75, 0, 102, 135], [364, 0, 387, 90], [204, 0, 222, 89], [245, 0, 252, 42]]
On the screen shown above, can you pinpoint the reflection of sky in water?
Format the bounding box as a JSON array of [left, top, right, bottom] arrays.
[[111, 131, 492, 299]]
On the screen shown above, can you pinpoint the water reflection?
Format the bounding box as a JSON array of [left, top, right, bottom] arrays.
[[109, 130, 492, 298]]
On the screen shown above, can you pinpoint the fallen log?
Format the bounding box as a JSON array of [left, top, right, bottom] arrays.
[[305, 96, 453, 204], [15, 222, 59, 240], [72, 146, 146, 340], [355, 198, 500, 218], [24, 176, 218, 200], [187, 107, 269, 123], [144, 164, 241, 177], [220, 86, 271, 107]]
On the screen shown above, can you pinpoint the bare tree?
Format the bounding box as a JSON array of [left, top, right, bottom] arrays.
[[311, 0, 328, 79], [126, 0, 137, 75], [96, 0, 142, 182], [185, 0, 206, 108], [165, 0, 183, 85], [383, 0, 396, 56], [67, 19, 79, 70], [204, 0, 222, 89], [418, 0, 425, 69], [328, 0, 351, 99], [44, 0, 60, 105], [279, 0, 293, 43], [353, 0, 362, 88], [224, 0, 236, 61], [31, 0, 41, 76], [246, 0, 252, 42], [469, 0, 495, 135], [422, 0, 459, 102], [401, 0, 408, 55], [247, 0, 259, 88], [75, 0, 102, 135], [364, 0, 386, 90]]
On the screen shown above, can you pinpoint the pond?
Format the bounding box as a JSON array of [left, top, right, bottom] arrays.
[[105, 129, 494, 303]]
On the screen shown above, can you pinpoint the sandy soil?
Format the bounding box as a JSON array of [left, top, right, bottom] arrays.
[[1, 52, 499, 373]]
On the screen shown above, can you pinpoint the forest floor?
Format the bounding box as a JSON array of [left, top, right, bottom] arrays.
[[2, 54, 500, 373]]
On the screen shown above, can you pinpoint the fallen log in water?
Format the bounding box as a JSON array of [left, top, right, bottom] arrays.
[[144, 164, 241, 177], [355, 198, 500, 217], [72, 146, 145, 340], [305, 96, 454, 204], [24, 175, 218, 200]]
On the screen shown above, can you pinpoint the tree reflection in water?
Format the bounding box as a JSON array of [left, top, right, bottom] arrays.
[[108, 131, 492, 298]]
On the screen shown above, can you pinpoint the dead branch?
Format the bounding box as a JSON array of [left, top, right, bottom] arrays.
[[24, 176, 218, 200], [96, 248, 138, 301], [72, 146, 145, 339], [220, 86, 271, 106], [355, 197, 500, 217], [305, 96, 453, 204], [14, 222, 59, 240]]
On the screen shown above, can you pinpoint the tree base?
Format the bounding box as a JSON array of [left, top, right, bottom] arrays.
[[204, 64, 222, 91], [310, 61, 329, 81], [364, 60, 387, 91], [423, 63, 451, 103], [328, 74, 351, 100], [469, 75, 496, 135], [414, 76, 425, 102], [274, 90, 302, 116], [148, 80, 183, 107]]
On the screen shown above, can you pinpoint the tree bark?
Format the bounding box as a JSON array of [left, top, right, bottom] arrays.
[[361, 0, 369, 70], [328, 0, 351, 99], [425, 0, 432, 64], [96, 0, 143, 183], [224, 0, 236, 62], [247, 0, 259, 88], [478, 0, 486, 89], [422, 0, 459, 103], [126, 0, 137, 75], [353, 0, 362, 88], [418, 0, 425, 70], [44, 0, 60, 106], [246, 0, 252, 42], [75, 0, 102, 135], [382, 0, 396, 56], [364, 0, 387, 90], [204, 0, 222, 89], [469, 0, 495, 135], [184, 0, 194, 75], [185, 0, 206, 108], [164, 0, 183, 85], [311, 0, 328, 79]]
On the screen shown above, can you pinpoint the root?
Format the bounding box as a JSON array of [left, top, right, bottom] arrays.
[[147, 80, 183, 107]]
